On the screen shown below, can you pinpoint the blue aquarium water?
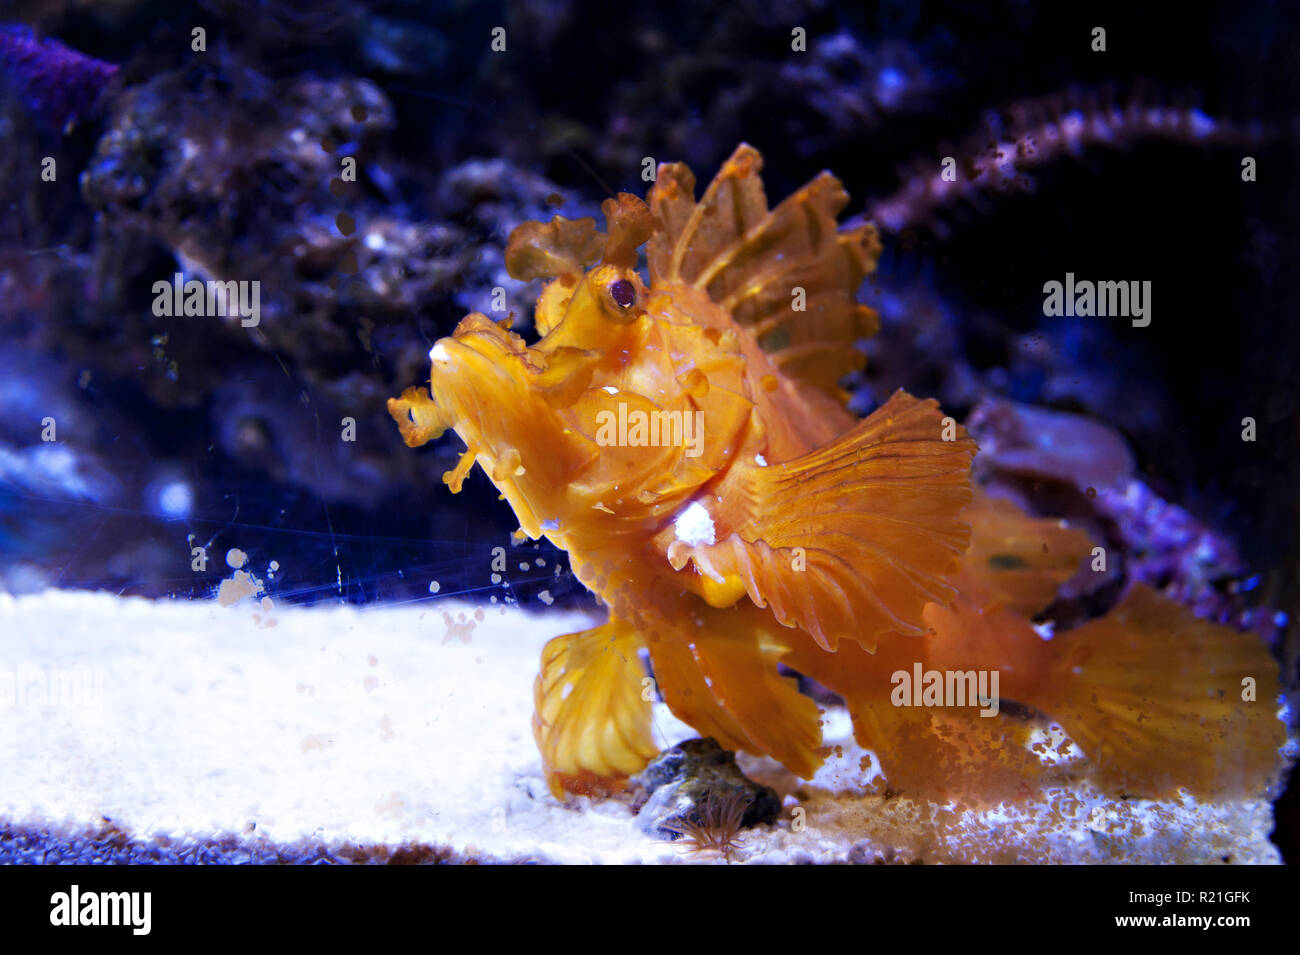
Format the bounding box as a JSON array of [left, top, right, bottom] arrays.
[[0, 1, 1296, 880]]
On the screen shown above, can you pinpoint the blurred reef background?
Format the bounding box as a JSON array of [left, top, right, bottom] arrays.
[[1, 1, 1298, 855]]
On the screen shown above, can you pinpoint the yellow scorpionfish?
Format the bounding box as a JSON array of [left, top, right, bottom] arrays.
[[389, 144, 1284, 803]]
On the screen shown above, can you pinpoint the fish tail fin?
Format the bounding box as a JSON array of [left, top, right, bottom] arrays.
[[1033, 585, 1286, 799], [532, 617, 658, 798]]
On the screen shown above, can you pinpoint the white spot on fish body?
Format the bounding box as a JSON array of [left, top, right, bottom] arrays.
[[674, 500, 716, 547]]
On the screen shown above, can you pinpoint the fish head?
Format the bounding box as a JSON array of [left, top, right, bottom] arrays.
[[387, 309, 598, 539], [389, 194, 753, 541]]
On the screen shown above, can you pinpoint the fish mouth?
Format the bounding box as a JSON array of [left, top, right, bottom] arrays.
[[387, 320, 521, 450], [423, 319, 542, 446], [428, 321, 522, 394], [422, 321, 565, 537], [424, 337, 489, 432]]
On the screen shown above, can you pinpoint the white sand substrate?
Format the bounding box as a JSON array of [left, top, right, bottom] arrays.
[[0, 590, 1282, 864]]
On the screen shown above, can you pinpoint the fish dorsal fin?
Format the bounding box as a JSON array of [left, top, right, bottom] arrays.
[[648, 144, 883, 406]]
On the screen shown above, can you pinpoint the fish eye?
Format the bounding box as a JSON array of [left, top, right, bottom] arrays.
[[609, 278, 636, 309], [589, 265, 640, 322]]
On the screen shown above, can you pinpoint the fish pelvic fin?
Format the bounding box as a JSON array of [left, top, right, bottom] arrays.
[[636, 598, 825, 778], [687, 604, 824, 777], [532, 616, 659, 799]]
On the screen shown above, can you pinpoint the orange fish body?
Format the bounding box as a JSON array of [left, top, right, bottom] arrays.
[[390, 145, 1285, 803]]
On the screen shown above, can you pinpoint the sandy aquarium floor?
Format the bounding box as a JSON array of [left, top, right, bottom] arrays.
[[0, 590, 1282, 864]]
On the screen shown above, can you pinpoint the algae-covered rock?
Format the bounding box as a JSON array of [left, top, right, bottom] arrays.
[[631, 737, 780, 839]]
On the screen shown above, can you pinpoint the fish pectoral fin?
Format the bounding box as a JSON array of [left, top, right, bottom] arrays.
[[1033, 584, 1287, 799], [532, 617, 658, 799], [671, 390, 976, 652]]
